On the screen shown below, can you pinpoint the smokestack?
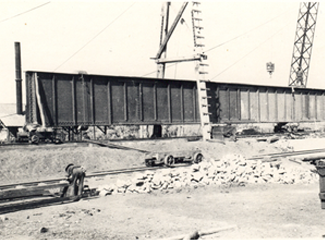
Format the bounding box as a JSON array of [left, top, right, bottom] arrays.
[[15, 42, 23, 115]]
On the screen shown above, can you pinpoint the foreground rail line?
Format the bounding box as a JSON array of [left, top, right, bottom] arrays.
[[0, 164, 192, 190], [0, 163, 192, 214], [0, 145, 324, 214]]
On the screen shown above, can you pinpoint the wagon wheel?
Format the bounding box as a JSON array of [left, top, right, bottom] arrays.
[[193, 152, 203, 164], [30, 135, 39, 144], [164, 155, 174, 167], [145, 159, 154, 167]]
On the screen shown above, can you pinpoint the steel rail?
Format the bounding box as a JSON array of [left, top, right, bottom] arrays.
[[87, 163, 192, 178], [0, 163, 192, 190], [0, 142, 87, 150], [251, 148, 325, 160], [0, 193, 97, 215], [0, 136, 201, 150]]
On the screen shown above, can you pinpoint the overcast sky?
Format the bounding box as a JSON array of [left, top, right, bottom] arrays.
[[1, 1, 325, 104]]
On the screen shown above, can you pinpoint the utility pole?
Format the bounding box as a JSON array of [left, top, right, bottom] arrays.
[[156, 2, 170, 78]]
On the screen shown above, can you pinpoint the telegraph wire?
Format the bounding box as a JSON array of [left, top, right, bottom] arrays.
[[142, 69, 157, 77], [0, 113, 20, 118], [53, 2, 136, 72], [0, 1, 51, 24], [211, 21, 292, 80], [142, 63, 177, 77], [143, 5, 294, 78], [205, 7, 294, 53]]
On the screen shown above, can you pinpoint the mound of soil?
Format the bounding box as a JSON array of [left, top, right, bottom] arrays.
[[0, 137, 290, 185]]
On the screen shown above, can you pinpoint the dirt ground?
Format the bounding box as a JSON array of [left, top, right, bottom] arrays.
[[1, 183, 324, 239], [0, 136, 294, 185], [1, 135, 325, 239]]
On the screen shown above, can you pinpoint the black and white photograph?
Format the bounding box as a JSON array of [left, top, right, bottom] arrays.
[[0, 1, 325, 239]]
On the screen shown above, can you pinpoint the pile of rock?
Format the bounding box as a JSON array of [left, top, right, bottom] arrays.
[[98, 154, 319, 196]]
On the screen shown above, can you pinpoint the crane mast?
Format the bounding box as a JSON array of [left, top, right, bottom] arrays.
[[289, 2, 319, 88], [153, 1, 211, 140]]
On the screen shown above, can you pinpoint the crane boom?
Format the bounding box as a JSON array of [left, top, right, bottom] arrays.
[[289, 2, 319, 88]]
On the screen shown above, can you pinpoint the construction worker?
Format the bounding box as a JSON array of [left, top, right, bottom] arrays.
[[296, 67, 304, 86]]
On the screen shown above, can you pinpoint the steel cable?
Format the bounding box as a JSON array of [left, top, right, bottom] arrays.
[[0, 1, 51, 24], [53, 2, 136, 72]]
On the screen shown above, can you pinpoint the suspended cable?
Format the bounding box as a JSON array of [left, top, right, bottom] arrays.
[[53, 2, 136, 72], [142, 69, 157, 77], [0, 1, 51, 24], [205, 7, 294, 53], [211, 22, 291, 80], [142, 63, 177, 77], [0, 113, 20, 118]]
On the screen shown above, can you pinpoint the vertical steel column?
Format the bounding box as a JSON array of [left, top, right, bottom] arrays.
[[14, 42, 23, 115], [322, 93, 325, 120], [216, 86, 220, 123], [90, 78, 95, 124], [107, 81, 112, 125], [291, 91, 294, 122], [307, 92, 310, 120], [237, 89, 240, 120], [154, 83, 158, 121], [284, 91, 287, 120], [72, 77, 77, 125], [315, 94, 318, 120], [52, 75, 57, 126], [123, 82, 128, 121], [275, 90, 278, 122], [167, 83, 171, 123], [81, 74, 86, 124], [139, 83, 143, 121], [257, 89, 261, 122], [180, 84, 184, 122], [193, 85, 197, 122], [301, 92, 303, 121], [266, 90, 269, 121], [227, 88, 230, 121], [247, 89, 251, 121]]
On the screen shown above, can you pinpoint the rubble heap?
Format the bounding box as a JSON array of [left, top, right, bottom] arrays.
[[98, 154, 318, 196]]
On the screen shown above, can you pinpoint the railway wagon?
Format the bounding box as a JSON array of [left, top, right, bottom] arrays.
[[25, 71, 325, 129]]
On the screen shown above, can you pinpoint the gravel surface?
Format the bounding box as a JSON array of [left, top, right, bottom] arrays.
[[1, 136, 325, 239]]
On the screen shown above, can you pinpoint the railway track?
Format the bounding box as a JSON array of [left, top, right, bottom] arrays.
[[0, 136, 201, 149], [250, 148, 325, 160], [1, 135, 324, 213], [0, 130, 315, 150], [1, 145, 324, 191], [0, 162, 193, 214], [0, 163, 192, 190]]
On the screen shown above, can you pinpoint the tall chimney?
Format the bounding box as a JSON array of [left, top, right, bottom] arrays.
[[15, 42, 23, 115]]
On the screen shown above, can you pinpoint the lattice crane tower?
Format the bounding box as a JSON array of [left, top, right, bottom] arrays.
[[289, 2, 319, 88]]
